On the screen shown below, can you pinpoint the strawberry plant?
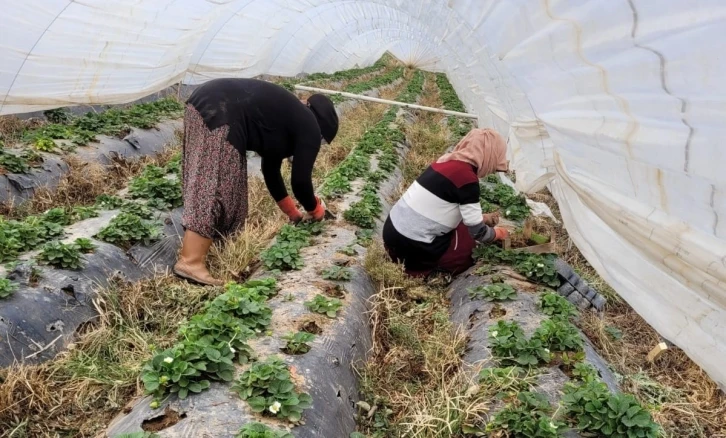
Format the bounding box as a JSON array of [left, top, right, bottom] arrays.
[[0, 278, 18, 299], [468, 283, 517, 301], [37, 241, 84, 270], [355, 229, 374, 246], [261, 240, 304, 271], [226, 277, 279, 300], [532, 318, 583, 353], [563, 380, 660, 437], [95, 194, 126, 209], [73, 237, 96, 253], [43, 207, 72, 225], [207, 285, 272, 333], [486, 391, 564, 438], [43, 107, 71, 124], [34, 137, 57, 152], [0, 149, 32, 174], [282, 331, 315, 355], [488, 320, 550, 366], [515, 254, 560, 287], [129, 165, 182, 209], [121, 202, 154, 219], [237, 423, 293, 438], [178, 309, 255, 364], [95, 212, 160, 247], [71, 205, 99, 221], [305, 294, 343, 318], [571, 362, 600, 383], [322, 265, 352, 281], [231, 357, 313, 422], [539, 292, 578, 319], [338, 245, 358, 256]]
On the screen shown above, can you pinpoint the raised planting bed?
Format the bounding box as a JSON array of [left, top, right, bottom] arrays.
[[447, 263, 661, 437], [103, 72, 426, 438]]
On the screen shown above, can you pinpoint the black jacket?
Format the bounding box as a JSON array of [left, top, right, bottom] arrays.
[[187, 78, 320, 211]]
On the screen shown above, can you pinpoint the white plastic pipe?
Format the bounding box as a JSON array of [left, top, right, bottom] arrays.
[[294, 85, 478, 119]]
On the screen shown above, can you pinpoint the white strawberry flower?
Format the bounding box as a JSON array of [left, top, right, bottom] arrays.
[[163, 357, 174, 364], [492, 331, 498, 337], [269, 401, 282, 414]]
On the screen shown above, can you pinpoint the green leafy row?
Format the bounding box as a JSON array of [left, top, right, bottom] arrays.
[[474, 244, 561, 287], [279, 54, 391, 92], [21, 98, 183, 152], [341, 71, 425, 229], [435, 73, 473, 139], [260, 221, 325, 271], [141, 278, 278, 403], [344, 67, 405, 95], [480, 174, 531, 221]]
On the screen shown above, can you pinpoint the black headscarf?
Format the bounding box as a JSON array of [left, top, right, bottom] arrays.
[[307, 94, 339, 144]]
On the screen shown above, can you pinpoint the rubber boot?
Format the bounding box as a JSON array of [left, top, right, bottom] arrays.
[[173, 230, 224, 286]]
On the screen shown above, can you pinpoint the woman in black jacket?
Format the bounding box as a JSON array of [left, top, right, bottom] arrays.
[[174, 78, 339, 285]]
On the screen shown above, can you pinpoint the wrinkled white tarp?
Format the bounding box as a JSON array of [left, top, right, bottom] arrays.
[[1, 0, 725, 389]]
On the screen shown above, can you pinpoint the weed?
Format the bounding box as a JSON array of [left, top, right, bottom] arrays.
[[95, 212, 160, 247], [539, 292, 578, 319], [478, 366, 536, 399], [0, 278, 18, 298], [487, 391, 564, 438], [605, 325, 623, 340], [73, 237, 97, 253], [281, 331, 315, 355], [237, 423, 293, 438], [322, 265, 352, 281], [468, 283, 517, 301], [37, 241, 84, 270], [231, 357, 313, 422], [305, 294, 343, 318]]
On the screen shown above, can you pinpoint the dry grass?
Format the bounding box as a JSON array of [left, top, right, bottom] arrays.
[[355, 86, 489, 436], [399, 73, 450, 190], [0, 115, 42, 144], [358, 242, 482, 437], [0, 276, 214, 437], [529, 189, 726, 438]]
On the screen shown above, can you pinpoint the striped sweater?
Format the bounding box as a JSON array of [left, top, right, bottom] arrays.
[[383, 160, 495, 266]]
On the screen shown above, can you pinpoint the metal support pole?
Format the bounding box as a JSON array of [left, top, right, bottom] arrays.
[[294, 85, 478, 119]]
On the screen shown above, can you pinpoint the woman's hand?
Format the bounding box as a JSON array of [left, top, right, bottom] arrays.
[[482, 212, 500, 227]]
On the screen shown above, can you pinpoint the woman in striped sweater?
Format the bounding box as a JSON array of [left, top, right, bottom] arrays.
[[383, 128, 510, 277]]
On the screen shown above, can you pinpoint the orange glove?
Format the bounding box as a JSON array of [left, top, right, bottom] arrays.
[[493, 227, 509, 242], [482, 212, 500, 227], [277, 196, 303, 223], [304, 197, 326, 222]]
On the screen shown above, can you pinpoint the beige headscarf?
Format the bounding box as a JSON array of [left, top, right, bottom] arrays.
[[437, 128, 508, 178]]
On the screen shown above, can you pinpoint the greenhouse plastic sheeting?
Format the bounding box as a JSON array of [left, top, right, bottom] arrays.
[[1, 1, 725, 388]]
